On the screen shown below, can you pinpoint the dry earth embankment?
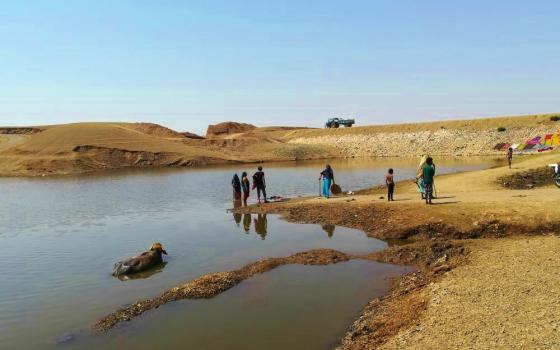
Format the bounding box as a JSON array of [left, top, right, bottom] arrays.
[[289, 124, 557, 157]]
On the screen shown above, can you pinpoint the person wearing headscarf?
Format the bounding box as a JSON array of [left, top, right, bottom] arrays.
[[231, 173, 242, 201], [416, 155, 430, 199], [241, 171, 250, 206], [319, 164, 334, 198]]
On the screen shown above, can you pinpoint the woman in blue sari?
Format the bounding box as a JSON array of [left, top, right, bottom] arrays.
[[319, 164, 334, 198]]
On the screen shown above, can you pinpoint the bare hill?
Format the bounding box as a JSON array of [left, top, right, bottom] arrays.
[[1, 113, 559, 176], [128, 122, 186, 139], [0, 123, 234, 175], [0, 122, 333, 176]]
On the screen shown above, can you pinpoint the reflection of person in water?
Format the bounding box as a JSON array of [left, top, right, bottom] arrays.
[[321, 224, 335, 238], [254, 214, 268, 240], [243, 213, 251, 233], [233, 212, 242, 226]]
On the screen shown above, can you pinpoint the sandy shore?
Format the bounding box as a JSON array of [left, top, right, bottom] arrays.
[[239, 151, 560, 349]]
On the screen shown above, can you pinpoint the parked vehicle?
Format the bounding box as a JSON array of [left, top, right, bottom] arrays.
[[549, 163, 560, 188], [325, 117, 355, 128]]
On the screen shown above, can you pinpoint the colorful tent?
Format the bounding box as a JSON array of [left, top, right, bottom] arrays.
[[527, 136, 542, 145], [523, 143, 537, 150], [544, 134, 553, 146], [552, 134, 560, 146]]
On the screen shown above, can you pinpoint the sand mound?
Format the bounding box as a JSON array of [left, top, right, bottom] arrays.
[[0, 123, 233, 175], [206, 122, 256, 137], [128, 123, 185, 138]]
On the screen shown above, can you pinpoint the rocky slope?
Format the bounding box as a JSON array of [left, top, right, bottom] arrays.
[[288, 125, 558, 157]]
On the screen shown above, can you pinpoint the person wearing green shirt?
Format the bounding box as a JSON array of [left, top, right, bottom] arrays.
[[422, 157, 435, 204]]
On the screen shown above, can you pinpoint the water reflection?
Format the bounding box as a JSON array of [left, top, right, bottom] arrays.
[[236, 214, 337, 240], [243, 213, 251, 233], [321, 224, 336, 238], [116, 262, 168, 281], [232, 212, 242, 226], [254, 214, 268, 240]]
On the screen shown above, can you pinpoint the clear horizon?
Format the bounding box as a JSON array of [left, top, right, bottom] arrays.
[[1, 1, 559, 134]]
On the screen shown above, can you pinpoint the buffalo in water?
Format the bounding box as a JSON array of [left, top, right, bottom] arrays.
[[112, 243, 168, 277]]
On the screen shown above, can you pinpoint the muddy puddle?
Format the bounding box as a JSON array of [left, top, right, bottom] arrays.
[[0, 157, 499, 349]]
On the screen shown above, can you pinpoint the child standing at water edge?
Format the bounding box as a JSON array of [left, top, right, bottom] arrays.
[[241, 172, 250, 206], [385, 169, 395, 201], [506, 147, 513, 169]]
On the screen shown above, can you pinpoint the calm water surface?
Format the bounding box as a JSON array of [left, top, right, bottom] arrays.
[[0, 157, 499, 349]]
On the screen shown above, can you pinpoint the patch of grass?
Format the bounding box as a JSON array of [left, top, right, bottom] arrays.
[[497, 127, 507, 132]]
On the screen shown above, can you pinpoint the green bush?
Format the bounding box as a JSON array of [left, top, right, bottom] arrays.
[[497, 127, 507, 132], [550, 116, 560, 122]]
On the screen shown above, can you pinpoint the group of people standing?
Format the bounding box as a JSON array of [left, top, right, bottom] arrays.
[[387, 156, 437, 204], [231, 166, 268, 206], [232, 156, 439, 206], [418, 156, 436, 204]]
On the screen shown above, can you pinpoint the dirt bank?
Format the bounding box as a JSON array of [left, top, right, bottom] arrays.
[[498, 166, 555, 189]]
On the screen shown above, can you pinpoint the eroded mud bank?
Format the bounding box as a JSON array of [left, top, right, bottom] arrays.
[[234, 201, 560, 349]]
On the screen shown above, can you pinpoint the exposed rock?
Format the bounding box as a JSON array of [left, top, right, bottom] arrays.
[[206, 122, 256, 137], [288, 125, 558, 157], [0, 127, 43, 134]]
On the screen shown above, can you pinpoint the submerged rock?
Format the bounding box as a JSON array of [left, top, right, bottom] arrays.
[[55, 332, 76, 344]]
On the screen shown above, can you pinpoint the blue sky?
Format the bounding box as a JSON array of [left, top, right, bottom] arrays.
[[1, 1, 559, 134]]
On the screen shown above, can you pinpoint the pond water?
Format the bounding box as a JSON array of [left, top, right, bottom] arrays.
[[0, 156, 500, 349]]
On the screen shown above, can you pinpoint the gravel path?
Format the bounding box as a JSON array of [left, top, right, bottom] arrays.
[[381, 236, 560, 349]]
